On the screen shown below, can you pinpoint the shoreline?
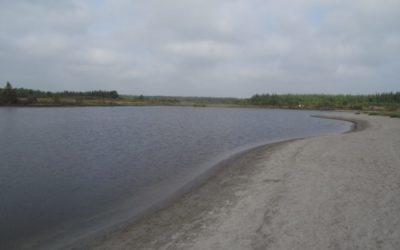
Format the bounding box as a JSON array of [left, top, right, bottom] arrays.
[[53, 141, 299, 250], [58, 141, 303, 250], [0, 103, 364, 112], [63, 115, 368, 250], [2, 109, 352, 250], [313, 114, 369, 133], [68, 141, 300, 250]]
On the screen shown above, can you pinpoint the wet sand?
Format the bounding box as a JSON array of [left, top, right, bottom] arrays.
[[72, 114, 400, 250]]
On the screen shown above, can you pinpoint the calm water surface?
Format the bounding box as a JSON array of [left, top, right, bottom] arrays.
[[0, 106, 351, 249]]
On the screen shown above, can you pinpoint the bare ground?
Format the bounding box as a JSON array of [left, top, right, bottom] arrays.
[[74, 114, 400, 250]]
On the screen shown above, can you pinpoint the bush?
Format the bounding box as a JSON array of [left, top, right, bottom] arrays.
[[0, 82, 18, 104]]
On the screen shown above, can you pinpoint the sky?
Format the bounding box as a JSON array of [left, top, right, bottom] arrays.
[[0, 0, 399, 97]]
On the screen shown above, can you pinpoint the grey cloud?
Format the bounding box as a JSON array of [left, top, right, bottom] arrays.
[[0, 0, 399, 97]]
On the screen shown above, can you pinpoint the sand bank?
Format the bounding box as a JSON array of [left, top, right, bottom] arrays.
[[73, 114, 400, 250]]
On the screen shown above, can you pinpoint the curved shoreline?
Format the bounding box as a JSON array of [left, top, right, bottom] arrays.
[[68, 142, 298, 250], [7, 110, 352, 250], [312, 114, 369, 133], [59, 142, 302, 250], [62, 114, 361, 249]]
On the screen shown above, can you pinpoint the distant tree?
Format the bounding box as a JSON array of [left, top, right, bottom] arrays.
[[109, 90, 119, 99], [0, 82, 18, 104]]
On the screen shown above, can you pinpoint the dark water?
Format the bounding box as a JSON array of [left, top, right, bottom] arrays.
[[0, 107, 351, 249]]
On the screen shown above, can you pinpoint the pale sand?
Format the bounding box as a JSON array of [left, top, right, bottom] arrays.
[[74, 114, 400, 250]]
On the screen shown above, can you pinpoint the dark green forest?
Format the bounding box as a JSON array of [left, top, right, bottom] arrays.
[[15, 88, 119, 99], [0, 82, 18, 104], [14, 88, 119, 99], [0, 82, 119, 105], [249, 93, 400, 110]]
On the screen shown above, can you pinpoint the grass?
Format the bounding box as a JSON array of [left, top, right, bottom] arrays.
[[367, 111, 400, 118]]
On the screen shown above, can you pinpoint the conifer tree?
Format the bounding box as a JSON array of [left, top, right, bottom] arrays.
[[0, 82, 18, 104]]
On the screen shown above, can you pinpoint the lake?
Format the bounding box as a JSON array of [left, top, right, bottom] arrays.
[[0, 106, 351, 249]]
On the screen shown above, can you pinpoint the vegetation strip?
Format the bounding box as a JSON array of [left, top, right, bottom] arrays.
[[1, 82, 399, 118]]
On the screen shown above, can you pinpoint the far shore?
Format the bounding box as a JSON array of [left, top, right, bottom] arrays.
[[1, 84, 398, 117], [2, 103, 399, 119], [63, 114, 400, 249]]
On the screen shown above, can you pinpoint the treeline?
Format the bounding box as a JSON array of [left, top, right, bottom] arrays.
[[249, 93, 400, 110], [0, 82, 119, 105], [15, 88, 119, 99]]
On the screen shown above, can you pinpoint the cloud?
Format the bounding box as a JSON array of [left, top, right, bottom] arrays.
[[162, 40, 237, 60], [0, 0, 399, 97]]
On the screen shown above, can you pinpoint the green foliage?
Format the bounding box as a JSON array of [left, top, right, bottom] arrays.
[[56, 90, 119, 99], [250, 92, 400, 110], [0, 82, 120, 106], [367, 111, 400, 118], [0, 82, 18, 104], [14, 88, 120, 99]]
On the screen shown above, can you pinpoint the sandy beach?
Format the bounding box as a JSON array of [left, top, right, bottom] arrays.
[[73, 114, 400, 250]]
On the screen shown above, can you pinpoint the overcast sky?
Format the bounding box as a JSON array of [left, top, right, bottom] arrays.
[[0, 0, 399, 97]]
